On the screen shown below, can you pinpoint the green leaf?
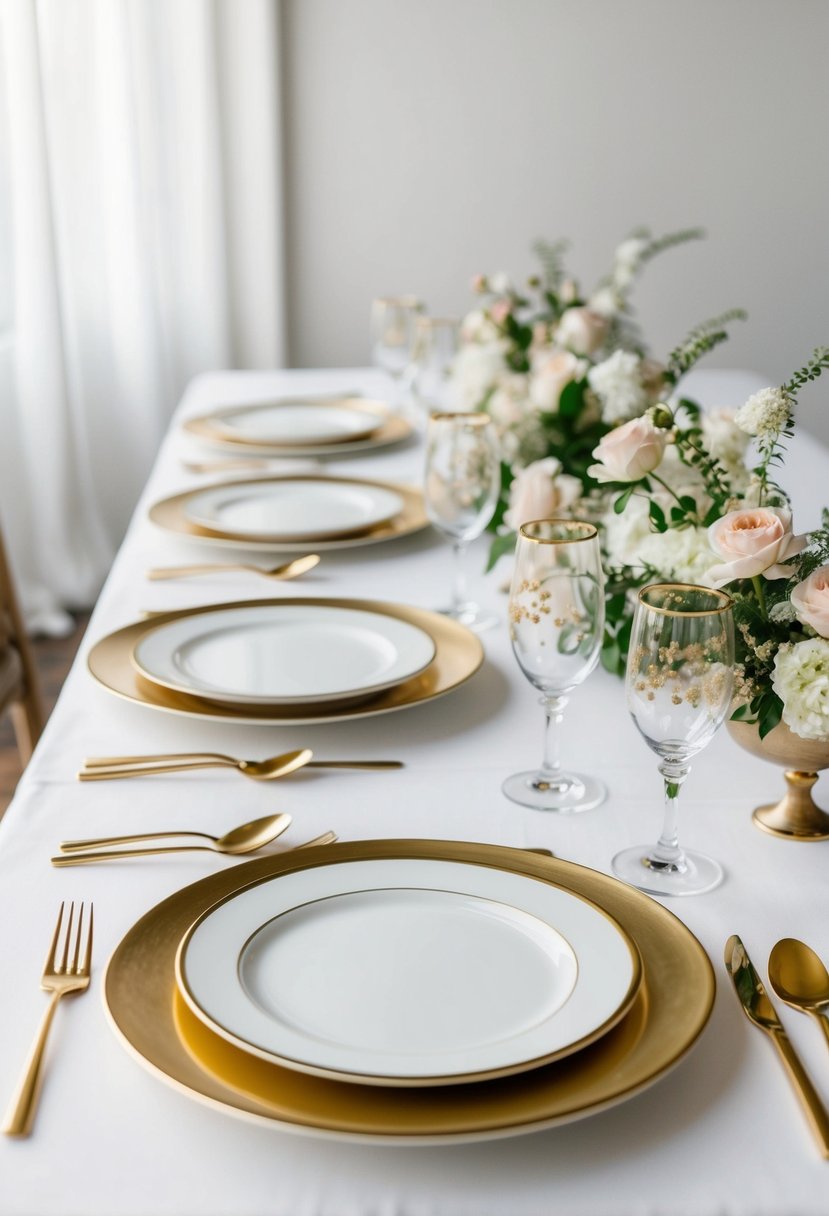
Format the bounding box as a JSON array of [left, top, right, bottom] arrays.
[[758, 695, 783, 740], [648, 500, 668, 532], [485, 532, 517, 572], [600, 641, 621, 675], [558, 379, 585, 421], [614, 486, 635, 514], [729, 703, 756, 723]]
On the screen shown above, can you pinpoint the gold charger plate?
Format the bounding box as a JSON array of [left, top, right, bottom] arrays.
[[103, 839, 715, 1143], [87, 598, 484, 725], [183, 398, 412, 457], [148, 475, 427, 553]]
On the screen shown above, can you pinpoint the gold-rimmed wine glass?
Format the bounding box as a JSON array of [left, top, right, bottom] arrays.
[[411, 317, 460, 414], [423, 412, 501, 632], [612, 582, 734, 896], [504, 520, 606, 812], [370, 296, 424, 404]]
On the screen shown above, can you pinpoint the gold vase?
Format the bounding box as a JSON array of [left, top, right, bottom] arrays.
[[727, 718, 829, 840]]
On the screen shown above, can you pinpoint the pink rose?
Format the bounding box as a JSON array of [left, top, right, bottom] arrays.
[[490, 299, 513, 326], [529, 350, 581, 411], [791, 565, 829, 637], [504, 458, 582, 532], [704, 507, 806, 588], [555, 307, 608, 357], [588, 416, 668, 484]]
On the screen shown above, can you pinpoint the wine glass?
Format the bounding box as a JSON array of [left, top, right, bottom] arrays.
[[411, 317, 460, 414], [503, 520, 607, 812], [612, 582, 734, 896], [423, 412, 501, 632], [370, 296, 423, 404]]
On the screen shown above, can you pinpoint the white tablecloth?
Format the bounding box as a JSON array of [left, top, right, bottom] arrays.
[[2, 368, 828, 1216]]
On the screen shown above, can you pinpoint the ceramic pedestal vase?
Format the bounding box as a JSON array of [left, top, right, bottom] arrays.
[[727, 718, 829, 840]]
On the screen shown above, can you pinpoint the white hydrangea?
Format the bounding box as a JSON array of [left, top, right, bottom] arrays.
[[735, 387, 791, 437], [450, 341, 508, 410], [772, 638, 829, 742], [636, 526, 719, 586], [587, 350, 647, 423]]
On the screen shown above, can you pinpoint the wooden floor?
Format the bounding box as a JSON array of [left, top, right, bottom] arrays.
[[0, 614, 90, 815]]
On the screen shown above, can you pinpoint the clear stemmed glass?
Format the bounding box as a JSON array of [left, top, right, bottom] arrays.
[[370, 296, 424, 405], [411, 317, 460, 415], [612, 583, 734, 896], [503, 520, 607, 812], [423, 412, 501, 632]]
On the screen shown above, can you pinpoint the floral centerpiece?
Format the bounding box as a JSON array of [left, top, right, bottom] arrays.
[[591, 347, 829, 747], [451, 228, 746, 567]]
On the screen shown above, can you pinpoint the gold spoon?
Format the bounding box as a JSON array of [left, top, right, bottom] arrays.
[[52, 811, 293, 865], [769, 938, 829, 1049], [145, 554, 321, 581], [78, 749, 403, 782]]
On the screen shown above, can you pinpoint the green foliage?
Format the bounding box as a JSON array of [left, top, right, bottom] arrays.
[[666, 309, 747, 381], [532, 238, 570, 295], [485, 532, 517, 572], [785, 346, 829, 395]]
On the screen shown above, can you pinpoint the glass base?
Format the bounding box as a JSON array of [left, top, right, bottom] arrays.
[[502, 770, 607, 813], [611, 845, 723, 896], [438, 603, 499, 633]]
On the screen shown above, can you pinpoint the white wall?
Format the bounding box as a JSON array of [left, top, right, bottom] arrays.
[[282, 0, 829, 434]]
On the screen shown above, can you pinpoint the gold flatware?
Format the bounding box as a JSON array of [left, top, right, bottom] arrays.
[[769, 938, 829, 1049], [725, 934, 829, 1158], [52, 812, 291, 867], [145, 554, 320, 582], [3, 902, 93, 1138], [78, 749, 403, 782]]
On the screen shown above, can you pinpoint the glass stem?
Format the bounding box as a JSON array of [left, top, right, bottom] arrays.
[[451, 541, 468, 615], [651, 760, 691, 872], [539, 694, 569, 786]]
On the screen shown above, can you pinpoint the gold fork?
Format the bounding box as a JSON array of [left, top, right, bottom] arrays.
[[3, 902, 94, 1137]]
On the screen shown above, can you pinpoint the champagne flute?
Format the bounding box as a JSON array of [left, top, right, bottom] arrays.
[[423, 412, 500, 632], [504, 520, 606, 812], [370, 296, 423, 405], [612, 582, 734, 896], [411, 317, 460, 414]]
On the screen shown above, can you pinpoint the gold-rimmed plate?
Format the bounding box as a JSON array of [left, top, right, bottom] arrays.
[[87, 598, 484, 725], [103, 839, 715, 1143], [183, 398, 413, 456], [148, 475, 427, 552]]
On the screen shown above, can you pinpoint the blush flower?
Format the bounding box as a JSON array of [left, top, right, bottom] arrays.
[[704, 507, 806, 588], [504, 458, 582, 532], [588, 416, 669, 484], [791, 565, 829, 638]]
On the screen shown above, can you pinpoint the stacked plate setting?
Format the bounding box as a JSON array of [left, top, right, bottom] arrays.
[[88, 598, 484, 725], [149, 475, 429, 553], [183, 395, 412, 457], [103, 839, 716, 1143]]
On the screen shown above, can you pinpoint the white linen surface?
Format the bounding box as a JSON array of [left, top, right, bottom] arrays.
[[1, 368, 828, 1216]]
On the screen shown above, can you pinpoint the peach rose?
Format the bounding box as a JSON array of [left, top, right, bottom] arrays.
[[588, 416, 668, 484], [555, 307, 608, 357], [791, 565, 829, 637], [529, 350, 581, 411], [704, 507, 806, 588], [504, 458, 582, 532]]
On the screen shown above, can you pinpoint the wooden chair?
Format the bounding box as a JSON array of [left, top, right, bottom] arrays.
[[0, 524, 44, 764]]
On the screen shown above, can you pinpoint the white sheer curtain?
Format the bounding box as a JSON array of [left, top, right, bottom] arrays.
[[0, 0, 285, 633]]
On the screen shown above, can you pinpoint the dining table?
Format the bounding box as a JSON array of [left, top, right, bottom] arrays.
[[1, 364, 828, 1216]]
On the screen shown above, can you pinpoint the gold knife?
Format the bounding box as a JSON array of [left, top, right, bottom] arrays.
[[724, 934, 829, 1158]]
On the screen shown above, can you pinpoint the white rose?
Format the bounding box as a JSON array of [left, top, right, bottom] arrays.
[[554, 307, 608, 357], [504, 458, 582, 532], [772, 639, 829, 742], [588, 286, 618, 318], [588, 415, 668, 484], [529, 350, 582, 412]]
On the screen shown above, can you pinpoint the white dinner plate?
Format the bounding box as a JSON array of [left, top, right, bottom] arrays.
[[210, 400, 385, 446], [132, 604, 437, 706], [176, 857, 640, 1085], [181, 479, 404, 541]]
